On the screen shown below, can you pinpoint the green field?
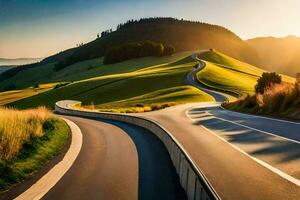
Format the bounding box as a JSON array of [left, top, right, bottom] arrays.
[[0, 83, 57, 105], [197, 50, 295, 96], [6, 52, 213, 111], [1, 52, 195, 90]]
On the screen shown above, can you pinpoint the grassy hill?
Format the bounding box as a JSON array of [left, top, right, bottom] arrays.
[[6, 52, 213, 111], [0, 17, 259, 85], [197, 50, 295, 96], [247, 36, 300, 77]]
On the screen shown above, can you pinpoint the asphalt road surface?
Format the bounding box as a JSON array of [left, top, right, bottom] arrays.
[[42, 115, 186, 200], [136, 57, 300, 199]]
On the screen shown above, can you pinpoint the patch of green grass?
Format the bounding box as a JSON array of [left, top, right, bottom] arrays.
[[0, 118, 70, 192], [9, 52, 213, 110], [197, 50, 295, 96], [1, 52, 192, 91], [197, 61, 258, 95], [0, 83, 61, 105], [96, 86, 212, 112]]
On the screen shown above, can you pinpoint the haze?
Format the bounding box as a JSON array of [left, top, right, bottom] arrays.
[[1, 0, 300, 58]]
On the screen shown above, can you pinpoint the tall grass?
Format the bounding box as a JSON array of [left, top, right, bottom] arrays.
[[0, 107, 51, 162], [224, 75, 300, 119]]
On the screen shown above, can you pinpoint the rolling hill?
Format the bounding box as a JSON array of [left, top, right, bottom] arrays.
[[2, 50, 295, 112], [197, 50, 295, 96], [6, 52, 213, 111], [247, 36, 300, 77], [0, 17, 259, 86]]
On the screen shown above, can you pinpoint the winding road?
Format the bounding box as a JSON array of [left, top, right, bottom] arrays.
[[8, 53, 300, 200], [137, 58, 300, 199]]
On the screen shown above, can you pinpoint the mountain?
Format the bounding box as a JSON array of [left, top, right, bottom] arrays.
[[0, 58, 42, 66], [247, 36, 300, 77], [44, 17, 259, 68]]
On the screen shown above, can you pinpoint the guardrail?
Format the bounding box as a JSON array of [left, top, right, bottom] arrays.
[[55, 100, 220, 200]]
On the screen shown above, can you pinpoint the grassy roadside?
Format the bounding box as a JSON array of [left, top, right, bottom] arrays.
[[0, 116, 70, 193], [223, 82, 300, 121]]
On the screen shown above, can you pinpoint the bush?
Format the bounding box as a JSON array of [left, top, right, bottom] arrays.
[[54, 82, 70, 89], [296, 73, 300, 94], [255, 72, 282, 94]]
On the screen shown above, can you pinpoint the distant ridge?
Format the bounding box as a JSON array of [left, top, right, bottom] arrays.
[[247, 36, 300, 76], [0, 58, 42, 66]]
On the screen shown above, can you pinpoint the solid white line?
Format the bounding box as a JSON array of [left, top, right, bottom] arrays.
[[15, 118, 83, 200], [187, 107, 300, 144], [185, 109, 300, 186], [219, 105, 300, 125], [211, 114, 300, 144], [200, 125, 300, 187]]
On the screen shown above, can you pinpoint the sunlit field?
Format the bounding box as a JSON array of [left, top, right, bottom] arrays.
[[0, 107, 69, 191], [197, 50, 295, 96], [0, 107, 50, 161]]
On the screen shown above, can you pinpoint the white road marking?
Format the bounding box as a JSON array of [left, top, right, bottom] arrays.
[[185, 110, 300, 187], [219, 105, 300, 125], [209, 113, 300, 144], [15, 118, 83, 200]]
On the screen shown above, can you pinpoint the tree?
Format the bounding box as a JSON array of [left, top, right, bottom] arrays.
[[255, 72, 282, 94]]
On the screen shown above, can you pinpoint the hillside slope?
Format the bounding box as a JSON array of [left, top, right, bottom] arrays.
[[247, 36, 300, 77], [60, 18, 258, 68], [0, 17, 259, 85], [8, 52, 213, 111], [197, 50, 295, 95]]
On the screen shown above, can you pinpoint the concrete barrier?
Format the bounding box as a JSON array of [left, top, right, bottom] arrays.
[[55, 100, 220, 200]]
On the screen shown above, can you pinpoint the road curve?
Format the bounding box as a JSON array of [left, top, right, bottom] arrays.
[[186, 56, 229, 102], [136, 54, 300, 199], [10, 114, 186, 200], [42, 115, 139, 200]]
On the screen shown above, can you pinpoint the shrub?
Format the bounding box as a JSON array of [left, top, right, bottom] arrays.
[[255, 72, 282, 94], [296, 73, 300, 95], [54, 82, 70, 89]]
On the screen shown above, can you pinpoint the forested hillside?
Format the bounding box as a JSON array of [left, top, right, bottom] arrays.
[[60, 17, 257, 68]]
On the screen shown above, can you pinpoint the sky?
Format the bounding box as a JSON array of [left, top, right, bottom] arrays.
[[1, 0, 300, 59]]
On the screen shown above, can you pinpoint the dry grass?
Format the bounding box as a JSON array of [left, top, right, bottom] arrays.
[[80, 102, 177, 113], [0, 107, 51, 161], [224, 76, 300, 120]]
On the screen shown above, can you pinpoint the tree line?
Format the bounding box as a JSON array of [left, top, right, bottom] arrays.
[[103, 41, 175, 64]]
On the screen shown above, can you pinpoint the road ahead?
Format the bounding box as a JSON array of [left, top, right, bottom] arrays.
[[10, 55, 300, 200], [136, 57, 300, 199]]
